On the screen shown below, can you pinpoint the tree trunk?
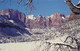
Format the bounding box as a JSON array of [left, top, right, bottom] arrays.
[[65, 0, 80, 14]]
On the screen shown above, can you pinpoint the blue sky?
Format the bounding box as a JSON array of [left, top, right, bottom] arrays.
[[0, 0, 79, 17]]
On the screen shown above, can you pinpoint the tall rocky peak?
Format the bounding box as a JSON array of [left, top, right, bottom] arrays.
[[49, 13, 65, 28], [50, 13, 65, 19], [46, 16, 52, 28], [37, 14, 43, 18], [36, 15, 43, 21]]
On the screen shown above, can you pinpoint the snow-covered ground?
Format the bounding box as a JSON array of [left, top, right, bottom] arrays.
[[0, 40, 64, 51], [0, 41, 42, 51]]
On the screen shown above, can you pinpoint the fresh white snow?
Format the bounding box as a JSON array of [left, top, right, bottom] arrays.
[[27, 15, 36, 20], [0, 41, 42, 51]]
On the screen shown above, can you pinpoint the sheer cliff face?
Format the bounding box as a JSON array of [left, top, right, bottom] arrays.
[[0, 9, 26, 27], [0, 9, 65, 28]]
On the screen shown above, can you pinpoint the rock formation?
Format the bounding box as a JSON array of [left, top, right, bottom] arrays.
[[25, 13, 65, 28], [0, 9, 65, 28]]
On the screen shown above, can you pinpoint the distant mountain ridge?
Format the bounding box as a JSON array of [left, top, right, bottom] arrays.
[[0, 9, 66, 28]]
